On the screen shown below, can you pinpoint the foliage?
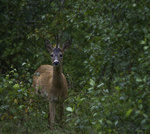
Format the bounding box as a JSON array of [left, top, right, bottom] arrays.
[[0, 0, 150, 133]]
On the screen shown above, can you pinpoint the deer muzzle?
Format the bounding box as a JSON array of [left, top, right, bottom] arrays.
[[53, 59, 59, 66]]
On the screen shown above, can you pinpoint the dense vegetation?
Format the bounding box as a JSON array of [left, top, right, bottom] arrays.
[[0, 0, 150, 133]]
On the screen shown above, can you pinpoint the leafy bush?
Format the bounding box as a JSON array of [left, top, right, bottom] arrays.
[[0, 0, 150, 133], [0, 67, 48, 133]]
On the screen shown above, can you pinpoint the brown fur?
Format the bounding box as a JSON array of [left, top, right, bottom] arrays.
[[33, 64, 68, 129], [33, 40, 70, 129]]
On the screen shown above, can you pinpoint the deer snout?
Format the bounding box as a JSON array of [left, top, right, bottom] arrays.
[[54, 60, 59, 66]]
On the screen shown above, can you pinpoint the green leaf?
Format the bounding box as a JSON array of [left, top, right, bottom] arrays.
[[140, 40, 146, 44], [144, 46, 149, 50], [106, 120, 112, 125], [136, 78, 142, 82], [115, 86, 120, 91], [66, 107, 73, 112], [126, 109, 133, 117], [89, 79, 95, 86], [115, 120, 118, 126], [13, 84, 20, 90]]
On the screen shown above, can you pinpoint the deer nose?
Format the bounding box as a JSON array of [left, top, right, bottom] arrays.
[[54, 60, 59, 66]]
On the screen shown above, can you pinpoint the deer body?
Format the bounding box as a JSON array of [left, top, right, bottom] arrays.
[[33, 41, 70, 129], [33, 65, 67, 99]]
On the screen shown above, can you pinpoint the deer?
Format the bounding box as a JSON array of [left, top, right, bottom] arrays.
[[33, 40, 70, 129]]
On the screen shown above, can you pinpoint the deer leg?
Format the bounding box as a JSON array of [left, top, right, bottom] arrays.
[[57, 102, 64, 128], [49, 101, 56, 129], [59, 103, 64, 121]]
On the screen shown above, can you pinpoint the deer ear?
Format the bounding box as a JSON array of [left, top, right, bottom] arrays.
[[45, 40, 53, 52], [62, 41, 70, 52]]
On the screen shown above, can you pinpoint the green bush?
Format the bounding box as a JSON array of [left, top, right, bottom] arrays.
[[0, 0, 150, 133]]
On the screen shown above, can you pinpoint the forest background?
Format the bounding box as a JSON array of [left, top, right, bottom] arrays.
[[0, 0, 150, 134]]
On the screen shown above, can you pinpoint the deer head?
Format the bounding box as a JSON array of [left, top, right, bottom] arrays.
[[45, 40, 70, 66]]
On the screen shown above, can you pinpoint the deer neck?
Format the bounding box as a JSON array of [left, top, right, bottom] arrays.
[[52, 65, 62, 85]]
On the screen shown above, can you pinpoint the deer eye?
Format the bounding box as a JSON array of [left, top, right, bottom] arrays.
[[60, 54, 63, 57], [51, 54, 53, 57]]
